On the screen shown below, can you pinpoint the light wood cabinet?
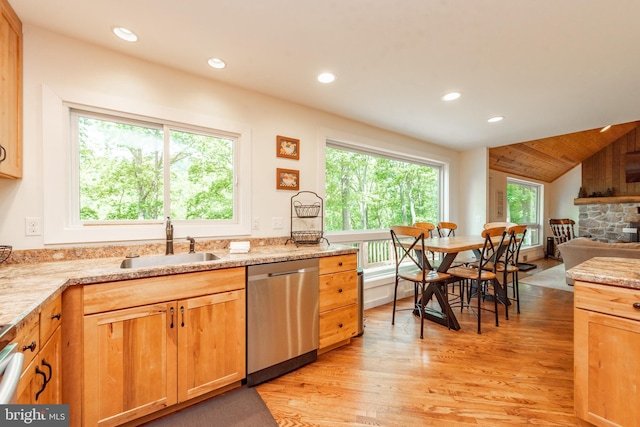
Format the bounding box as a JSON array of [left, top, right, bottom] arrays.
[[65, 268, 246, 426], [574, 280, 640, 427], [0, 0, 22, 179], [177, 291, 245, 402], [318, 254, 358, 352], [12, 295, 63, 404]]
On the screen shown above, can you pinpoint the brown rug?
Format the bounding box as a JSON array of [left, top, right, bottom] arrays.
[[143, 387, 278, 427]]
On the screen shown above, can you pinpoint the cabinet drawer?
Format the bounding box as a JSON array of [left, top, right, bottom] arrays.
[[84, 268, 245, 314], [319, 270, 358, 312], [11, 315, 39, 373], [319, 304, 358, 348], [319, 254, 357, 275], [575, 280, 640, 322], [40, 295, 62, 344]]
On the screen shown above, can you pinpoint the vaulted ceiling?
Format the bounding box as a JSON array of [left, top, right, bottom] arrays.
[[489, 121, 640, 183], [9, 0, 640, 153]]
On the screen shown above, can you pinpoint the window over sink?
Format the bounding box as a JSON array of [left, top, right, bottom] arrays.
[[42, 85, 251, 244]]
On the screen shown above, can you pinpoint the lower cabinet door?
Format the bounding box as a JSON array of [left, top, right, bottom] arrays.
[[575, 309, 640, 427], [37, 327, 62, 404], [177, 290, 246, 402], [83, 302, 178, 427]]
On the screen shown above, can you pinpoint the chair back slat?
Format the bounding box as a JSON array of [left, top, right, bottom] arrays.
[[413, 222, 436, 238], [437, 221, 457, 237], [549, 218, 575, 244]]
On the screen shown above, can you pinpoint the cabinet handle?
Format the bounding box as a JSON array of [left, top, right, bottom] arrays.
[[633, 302, 640, 310], [41, 358, 52, 384], [338, 323, 343, 328], [23, 341, 37, 352], [35, 367, 47, 401], [181, 306, 185, 327], [338, 262, 343, 267], [51, 312, 62, 320], [170, 307, 174, 328], [338, 288, 343, 293], [0, 145, 6, 163]]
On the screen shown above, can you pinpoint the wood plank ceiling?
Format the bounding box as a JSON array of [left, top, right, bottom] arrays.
[[489, 121, 639, 183]]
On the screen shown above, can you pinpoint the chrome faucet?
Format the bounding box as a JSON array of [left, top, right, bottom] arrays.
[[165, 217, 174, 255], [186, 236, 196, 254]]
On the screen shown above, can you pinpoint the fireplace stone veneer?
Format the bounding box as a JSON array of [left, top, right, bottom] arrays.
[[578, 202, 640, 242]]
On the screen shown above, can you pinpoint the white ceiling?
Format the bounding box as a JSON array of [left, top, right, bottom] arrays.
[[9, 0, 640, 150]]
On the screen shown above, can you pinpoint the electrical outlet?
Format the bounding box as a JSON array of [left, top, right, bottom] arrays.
[[522, 254, 528, 262], [252, 217, 260, 230], [25, 217, 42, 236], [272, 217, 283, 229]]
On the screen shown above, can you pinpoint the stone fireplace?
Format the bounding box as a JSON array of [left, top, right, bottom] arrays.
[[577, 201, 640, 242]]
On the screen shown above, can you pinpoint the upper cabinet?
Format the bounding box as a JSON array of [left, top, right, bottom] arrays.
[[0, 0, 22, 179]]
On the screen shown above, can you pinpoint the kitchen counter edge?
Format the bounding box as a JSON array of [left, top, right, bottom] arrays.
[[0, 244, 358, 346]]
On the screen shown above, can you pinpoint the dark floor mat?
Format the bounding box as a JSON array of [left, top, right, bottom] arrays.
[[517, 262, 537, 271], [143, 387, 278, 427]]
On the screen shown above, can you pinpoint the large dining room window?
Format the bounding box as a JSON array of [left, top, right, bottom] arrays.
[[506, 178, 542, 246], [325, 140, 443, 271]]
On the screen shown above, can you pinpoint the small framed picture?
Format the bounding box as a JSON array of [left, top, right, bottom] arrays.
[[276, 135, 300, 160], [276, 168, 300, 190]]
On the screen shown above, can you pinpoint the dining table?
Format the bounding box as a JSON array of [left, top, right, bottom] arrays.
[[415, 234, 509, 331]]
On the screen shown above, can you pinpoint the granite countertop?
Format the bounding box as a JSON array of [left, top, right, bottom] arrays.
[[566, 256, 640, 289], [0, 243, 357, 345]]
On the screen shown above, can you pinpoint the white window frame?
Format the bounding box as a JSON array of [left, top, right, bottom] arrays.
[[506, 177, 543, 247], [322, 136, 448, 274], [42, 85, 252, 244]]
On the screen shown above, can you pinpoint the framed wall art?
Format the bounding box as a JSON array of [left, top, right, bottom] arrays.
[[276, 135, 300, 160], [276, 168, 300, 190]]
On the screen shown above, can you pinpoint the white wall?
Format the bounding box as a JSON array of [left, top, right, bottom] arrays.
[[0, 25, 460, 250], [547, 165, 581, 223], [458, 147, 488, 236]]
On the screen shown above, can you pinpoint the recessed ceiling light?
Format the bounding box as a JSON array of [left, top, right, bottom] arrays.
[[442, 92, 461, 101], [488, 116, 504, 123], [112, 26, 138, 42], [207, 58, 226, 69], [600, 125, 611, 132], [317, 72, 335, 84]]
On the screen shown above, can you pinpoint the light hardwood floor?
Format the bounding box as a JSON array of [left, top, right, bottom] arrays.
[[257, 259, 580, 426]]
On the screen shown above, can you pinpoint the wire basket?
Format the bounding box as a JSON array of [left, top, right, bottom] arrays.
[[294, 201, 321, 218], [0, 245, 12, 264], [291, 230, 323, 244]]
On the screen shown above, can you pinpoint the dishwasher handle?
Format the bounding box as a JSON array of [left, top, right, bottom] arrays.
[[268, 268, 310, 277], [0, 344, 25, 404]]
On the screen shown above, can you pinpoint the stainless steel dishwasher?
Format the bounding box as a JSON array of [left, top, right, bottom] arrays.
[[247, 258, 319, 386]]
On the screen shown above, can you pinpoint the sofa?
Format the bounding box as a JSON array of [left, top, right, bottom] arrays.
[[558, 237, 640, 284]]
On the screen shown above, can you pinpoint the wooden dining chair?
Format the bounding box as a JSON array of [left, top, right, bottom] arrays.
[[390, 225, 451, 338], [413, 222, 438, 264], [437, 221, 457, 237], [497, 225, 527, 319], [447, 226, 507, 334]]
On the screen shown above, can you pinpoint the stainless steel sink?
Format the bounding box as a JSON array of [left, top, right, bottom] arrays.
[[120, 252, 219, 269]]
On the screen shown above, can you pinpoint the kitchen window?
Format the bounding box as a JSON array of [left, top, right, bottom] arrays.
[[325, 142, 442, 232], [42, 85, 251, 244], [324, 140, 444, 271], [72, 110, 235, 222]]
